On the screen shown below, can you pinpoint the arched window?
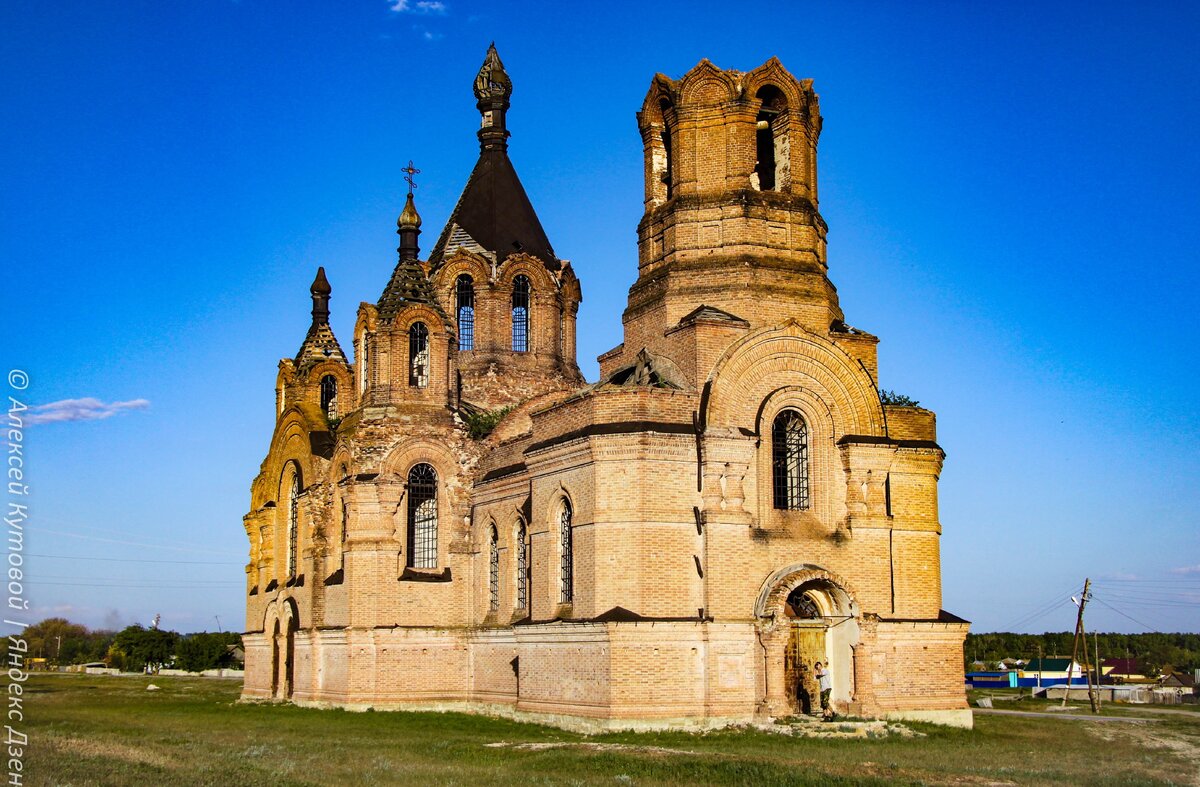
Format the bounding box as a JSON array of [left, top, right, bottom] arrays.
[[319, 375, 338, 419], [286, 470, 300, 577], [488, 525, 500, 612], [409, 322, 429, 388], [515, 521, 528, 610], [456, 274, 475, 351], [753, 85, 788, 192], [659, 98, 674, 200], [511, 275, 530, 353], [406, 463, 438, 568], [559, 498, 573, 604], [772, 409, 810, 510], [358, 333, 370, 394]]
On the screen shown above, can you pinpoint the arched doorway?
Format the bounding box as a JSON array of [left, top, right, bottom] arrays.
[[756, 566, 860, 718]]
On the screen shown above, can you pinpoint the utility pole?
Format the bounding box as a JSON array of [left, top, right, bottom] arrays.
[[1063, 578, 1092, 708], [214, 615, 223, 633], [1094, 632, 1102, 711], [1080, 610, 1098, 713]]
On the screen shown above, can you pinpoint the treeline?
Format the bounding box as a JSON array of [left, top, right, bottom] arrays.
[[22, 618, 242, 673], [965, 632, 1200, 674]]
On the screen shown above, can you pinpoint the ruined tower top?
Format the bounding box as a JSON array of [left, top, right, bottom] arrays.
[[474, 43, 512, 154]]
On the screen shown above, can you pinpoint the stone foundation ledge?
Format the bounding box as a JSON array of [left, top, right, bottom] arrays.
[[757, 718, 924, 740], [286, 697, 751, 734], [884, 708, 974, 729]]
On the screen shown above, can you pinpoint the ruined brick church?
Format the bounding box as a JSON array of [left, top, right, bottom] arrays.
[[241, 46, 971, 729]]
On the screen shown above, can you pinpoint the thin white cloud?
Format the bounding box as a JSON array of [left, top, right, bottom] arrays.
[[25, 398, 150, 425], [389, 0, 446, 13], [1170, 564, 1200, 575]]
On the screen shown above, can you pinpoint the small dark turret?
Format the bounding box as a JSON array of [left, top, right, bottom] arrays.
[[296, 266, 348, 366], [310, 266, 332, 325], [474, 42, 512, 154], [397, 192, 422, 263]]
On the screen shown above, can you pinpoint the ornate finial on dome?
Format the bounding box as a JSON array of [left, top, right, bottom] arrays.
[[397, 161, 422, 261], [473, 43, 512, 102], [310, 266, 331, 325], [474, 43, 512, 153]]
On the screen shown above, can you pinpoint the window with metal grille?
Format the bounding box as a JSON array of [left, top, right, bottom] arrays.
[[511, 275, 530, 352], [772, 409, 810, 510], [559, 499, 573, 604], [456, 275, 475, 351], [319, 375, 338, 419], [515, 521, 528, 610], [488, 525, 499, 612], [286, 471, 299, 577], [406, 463, 438, 568], [359, 334, 370, 394], [408, 322, 429, 388]]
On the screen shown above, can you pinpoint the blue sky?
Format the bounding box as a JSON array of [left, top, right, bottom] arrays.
[[2, 1, 1197, 636]]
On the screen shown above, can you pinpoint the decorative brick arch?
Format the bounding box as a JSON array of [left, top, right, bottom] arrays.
[[742, 57, 806, 115], [754, 563, 860, 621], [434, 249, 493, 289], [678, 59, 738, 106], [703, 321, 884, 437]]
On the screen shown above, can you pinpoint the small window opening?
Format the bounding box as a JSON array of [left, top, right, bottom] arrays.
[[359, 333, 370, 394], [456, 275, 475, 352], [511, 275, 530, 353], [319, 375, 338, 419], [409, 322, 429, 388], [772, 409, 810, 510], [406, 463, 438, 569]]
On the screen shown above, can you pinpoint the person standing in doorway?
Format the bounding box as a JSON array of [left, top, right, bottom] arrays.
[[815, 661, 833, 720]]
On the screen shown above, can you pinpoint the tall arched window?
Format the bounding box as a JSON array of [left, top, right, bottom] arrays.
[[286, 471, 300, 577], [559, 498, 573, 604], [406, 463, 438, 568], [358, 333, 370, 394], [772, 409, 810, 510], [456, 275, 475, 351], [753, 85, 788, 192], [319, 375, 338, 419], [488, 525, 500, 612], [408, 322, 429, 388], [515, 521, 528, 610], [659, 98, 674, 200], [511, 275, 530, 353]]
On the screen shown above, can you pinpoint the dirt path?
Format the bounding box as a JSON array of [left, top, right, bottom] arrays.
[[974, 708, 1163, 723], [1088, 721, 1200, 786]]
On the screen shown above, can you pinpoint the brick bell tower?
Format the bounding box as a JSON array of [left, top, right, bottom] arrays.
[[619, 59, 847, 375]]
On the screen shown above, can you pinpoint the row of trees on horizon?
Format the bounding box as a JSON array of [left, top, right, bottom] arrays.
[[19, 618, 242, 674], [965, 632, 1200, 674]]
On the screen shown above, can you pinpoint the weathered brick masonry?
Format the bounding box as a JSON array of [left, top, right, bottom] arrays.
[[240, 46, 971, 730]]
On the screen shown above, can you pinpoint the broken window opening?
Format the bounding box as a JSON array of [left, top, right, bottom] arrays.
[[286, 470, 300, 577], [753, 85, 788, 192], [409, 322, 429, 388], [319, 375, 338, 419]]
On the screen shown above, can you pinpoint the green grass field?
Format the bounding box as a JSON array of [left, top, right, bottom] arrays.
[[22, 675, 1200, 786]]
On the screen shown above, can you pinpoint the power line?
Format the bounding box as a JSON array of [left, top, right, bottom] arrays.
[[26, 553, 240, 566], [38, 528, 244, 557], [1091, 597, 1162, 632]]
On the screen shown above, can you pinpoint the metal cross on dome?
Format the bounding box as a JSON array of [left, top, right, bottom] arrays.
[[402, 160, 420, 195]]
